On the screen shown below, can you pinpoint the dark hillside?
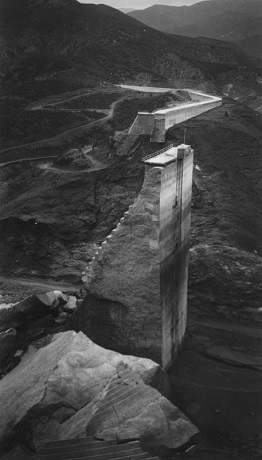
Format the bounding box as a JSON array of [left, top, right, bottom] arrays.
[[0, 0, 259, 94], [129, 0, 262, 58], [1, 0, 260, 153]]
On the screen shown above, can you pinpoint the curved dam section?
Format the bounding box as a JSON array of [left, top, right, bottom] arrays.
[[82, 87, 219, 370], [122, 85, 222, 143]]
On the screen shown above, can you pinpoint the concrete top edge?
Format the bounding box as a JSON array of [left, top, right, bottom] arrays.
[[119, 84, 222, 100], [144, 147, 178, 165], [154, 97, 221, 115], [143, 144, 192, 165]]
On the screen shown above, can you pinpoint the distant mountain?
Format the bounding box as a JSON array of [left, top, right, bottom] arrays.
[[0, 0, 259, 92], [118, 8, 134, 13], [129, 0, 262, 58], [77, 0, 201, 8], [235, 35, 262, 61]]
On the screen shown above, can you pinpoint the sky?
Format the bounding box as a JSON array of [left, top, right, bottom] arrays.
[[77, 0, 206, 9]]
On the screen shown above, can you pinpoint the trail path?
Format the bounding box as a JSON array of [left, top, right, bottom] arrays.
[[37, 154, 106, 174], [30, 90, 96, 109], [0, 85, 196, 159], [0, 275, 82, 292], [0, 99, 119, 159], [0, 85, 219, 164], [0, 156, 58, 168], [0, 85, 187, 158]]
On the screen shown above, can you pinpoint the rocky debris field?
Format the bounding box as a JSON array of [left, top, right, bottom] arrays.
[[0, 290, 82, 379], [0, 330, 198, 459]]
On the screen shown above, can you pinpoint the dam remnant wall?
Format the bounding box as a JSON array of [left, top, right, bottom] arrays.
[[83, 144, 194, 369], [160, 98, 221, 131], [128, 89, 222, 143]]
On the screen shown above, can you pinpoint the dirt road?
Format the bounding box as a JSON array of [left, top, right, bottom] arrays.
[[0, 275, 82, 292], [37, 154, 106, 174], [0, 99, 119, 159]]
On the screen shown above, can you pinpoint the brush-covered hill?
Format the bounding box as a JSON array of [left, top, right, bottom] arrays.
[[0, 0, 260, 97], [1, 0, 261, 153], [129, 0, 262, 59]]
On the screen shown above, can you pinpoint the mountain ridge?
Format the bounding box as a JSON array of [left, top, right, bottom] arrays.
[[129, 0, 262, 59], [0, 0, 259, 95]]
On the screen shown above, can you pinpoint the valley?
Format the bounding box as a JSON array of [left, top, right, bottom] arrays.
[[129, 0, 262, 59], [0, 0, 261, 459]]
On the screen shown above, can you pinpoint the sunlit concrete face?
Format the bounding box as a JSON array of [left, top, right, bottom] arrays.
[[83, 144, 193, 369], [127, 89, 222, 143], [145, 145, 194, 369]]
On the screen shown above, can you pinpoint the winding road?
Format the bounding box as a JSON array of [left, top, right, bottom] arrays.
[[0, 85, 213, 164], [0, 275, 82, 292], [0, 98, 120, 163], [37, 154, 106, 174]]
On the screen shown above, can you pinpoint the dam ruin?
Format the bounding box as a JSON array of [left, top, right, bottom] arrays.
[[83, 89, 222, 370], [126, 87, 222, 143], [83, 143, 194, 370]]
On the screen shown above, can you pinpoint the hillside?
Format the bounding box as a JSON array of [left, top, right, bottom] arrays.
[[0, 95, 261, 288], [1, 0, 261, 154], [0, 0, 259, 92], [129, 0, 262, 58]]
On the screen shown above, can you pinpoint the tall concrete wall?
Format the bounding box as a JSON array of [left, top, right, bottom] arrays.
[[186, 90, 212, 102], [83, 144, 194, 370], [128, 112, 154, 136], [158, 99, 222, 131], [83, 166, 163, 362], [158, 146, 193, 369], [128, 89, 222, 143], [150, 114, 166, 143]]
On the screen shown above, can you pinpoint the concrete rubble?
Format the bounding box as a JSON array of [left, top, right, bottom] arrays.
[[0, 331, 198, 456], [0, 291, 80, 378]]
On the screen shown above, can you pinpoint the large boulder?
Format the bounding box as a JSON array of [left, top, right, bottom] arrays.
[[0, 331, 197, 454], [86, 364, 198, 450]]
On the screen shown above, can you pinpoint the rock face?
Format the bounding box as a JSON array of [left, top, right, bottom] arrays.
[[86, 363, 198, 450], [0, 331, 197, 454]]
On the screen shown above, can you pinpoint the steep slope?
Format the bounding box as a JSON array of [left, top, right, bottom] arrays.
[[0, 0, 259, 94], [129, 0, 262, 58], [234, 35, 262, 60], [1, 0, 260, 155], [0, 95, 261, 286]]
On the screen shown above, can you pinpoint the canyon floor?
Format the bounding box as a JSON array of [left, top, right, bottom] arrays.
[[0, 86, 262, 459]]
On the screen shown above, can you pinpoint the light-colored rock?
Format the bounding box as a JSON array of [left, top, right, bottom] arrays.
[[0, 331, 197, 453], [60, 402, 95, 439], [53, 291, 69, 303], [36, 292, 58, 308], [62, 296, 78, 312], [0, 331, 159, 447], [87, 369, 198, 449]]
